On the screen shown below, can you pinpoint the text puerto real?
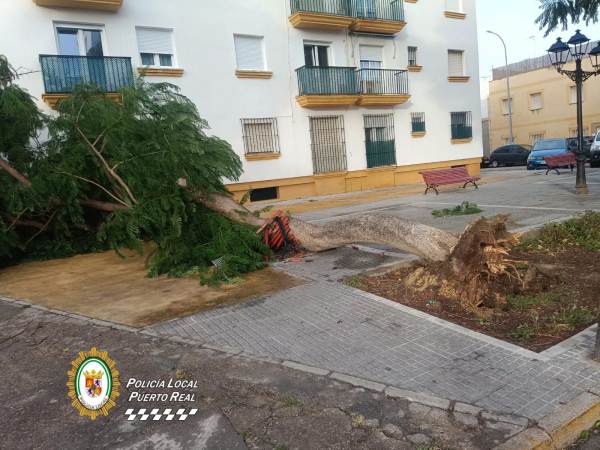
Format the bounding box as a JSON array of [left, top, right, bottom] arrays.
[[126, 378, 198, 402]]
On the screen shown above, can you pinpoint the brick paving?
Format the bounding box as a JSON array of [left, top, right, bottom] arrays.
[[150, 279, 600, 421]]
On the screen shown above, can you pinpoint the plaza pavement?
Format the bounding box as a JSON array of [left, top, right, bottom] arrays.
[[150, 167, 600, 429]]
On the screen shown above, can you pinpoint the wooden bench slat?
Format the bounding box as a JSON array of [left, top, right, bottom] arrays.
[[419, 166, 480, 195]]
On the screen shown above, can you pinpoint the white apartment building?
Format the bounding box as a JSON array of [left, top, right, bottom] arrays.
[[2, 0, 483, 202]]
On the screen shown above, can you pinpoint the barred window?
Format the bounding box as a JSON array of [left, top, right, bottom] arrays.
[[411, 112, 426, 133], [309, 115, 347, 174], [530, 132, 545, 145], [241, 118, 280, 154], [408, 46, 418, 66], [450, 111, 472, 140]]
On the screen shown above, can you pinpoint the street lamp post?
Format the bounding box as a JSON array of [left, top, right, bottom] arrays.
[[547, 31, 600, 194], [487, 30, 514, 144]]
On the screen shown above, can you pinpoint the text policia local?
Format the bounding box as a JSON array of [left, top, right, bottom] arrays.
[[126, 378, 198, 402]]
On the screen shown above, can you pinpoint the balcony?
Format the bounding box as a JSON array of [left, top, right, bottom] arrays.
[[296, 66, 410, 108], [40, 55, 134, 109], [356, 69, 410, 106], [33, 0, 123, 11], [296, 66, 360, 107], [351, 0, 406, 34], [289, 0, 354, 30], [289, 0, 406, 35]]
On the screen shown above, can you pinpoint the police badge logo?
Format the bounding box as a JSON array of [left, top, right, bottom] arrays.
[[67, 348, 120, 420]]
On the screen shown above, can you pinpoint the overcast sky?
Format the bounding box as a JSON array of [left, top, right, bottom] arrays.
[[476, 0, 600, 102]]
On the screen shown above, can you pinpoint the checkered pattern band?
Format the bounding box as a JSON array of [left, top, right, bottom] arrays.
[[125, 408, 198, 421]]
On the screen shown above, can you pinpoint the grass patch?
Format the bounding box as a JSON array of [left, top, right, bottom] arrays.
[[346, 275, 365, 289], [551, 306, 595, 331], [507, 293, 560, 310], [281, 395, 303, 408], [431, 201, 482, 218], [520, 211, 600, 252]]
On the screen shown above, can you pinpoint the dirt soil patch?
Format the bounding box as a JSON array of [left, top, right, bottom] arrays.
[[0, 249, 303, 327], [353, 247, 600, 352]]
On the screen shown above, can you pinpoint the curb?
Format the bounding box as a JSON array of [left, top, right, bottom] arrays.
[[493, 391, 600, 450]]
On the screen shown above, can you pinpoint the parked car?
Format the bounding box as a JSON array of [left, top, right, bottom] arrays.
[[488, 144, 532, 168], [591, 130, 600, 168], [566, 136, 593, 160], [481, 155, 490, 168], [527, 138, 570, 170]]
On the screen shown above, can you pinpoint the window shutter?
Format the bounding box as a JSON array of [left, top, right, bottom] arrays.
[[448, 50, 464, 76], [359, 45, 383, 62], [136, 28, 173, 55], [530, 93, 542, 110], [234, 35, 265, 70]]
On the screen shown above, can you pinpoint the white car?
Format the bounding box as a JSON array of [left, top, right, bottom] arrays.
[[591, 130, 600, 168]]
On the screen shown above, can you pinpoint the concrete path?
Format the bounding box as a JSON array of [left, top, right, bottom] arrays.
[[150, 280, 600, 422]]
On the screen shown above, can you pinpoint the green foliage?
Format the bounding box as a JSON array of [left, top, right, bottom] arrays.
[[510, 323, 536, 341], [536, 0, 600, 36], [507, 293, 560, 310], [431, 201, 482, 218], [0, 55, 268, 283], [551, 306, 595, 330], [520, 212, 600, 252]]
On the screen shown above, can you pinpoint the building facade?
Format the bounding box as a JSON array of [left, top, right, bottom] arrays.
[[3, 0, 482, 202], [489, 51, 600, 151]]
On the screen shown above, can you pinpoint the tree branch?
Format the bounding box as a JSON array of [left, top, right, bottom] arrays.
[[0, 158, 32, 187], [57, 171, 129, 208], [76, 127, 139, 205]]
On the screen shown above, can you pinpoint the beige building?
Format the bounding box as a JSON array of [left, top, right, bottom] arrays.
[[489, 51, 600, 150]]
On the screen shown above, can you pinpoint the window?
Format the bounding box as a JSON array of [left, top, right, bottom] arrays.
[[569, 86, 583, 104], [450, 111, 472, 140], [569, 127, 589, 137], [448, 50, 465, 76], [411, 112, 426, 133], [304, 42, 330, 67], [309, 116, 347, 174], [408, 46, 418, 66], [530, 132, 545, 145], [250, 187, 278, 202], [446, 0, 463, 12], [364, 114, 396, 168], [56, 26, 104, 56], [234, 34, 266, 71], [359, 45, 383, 69], [136, 28, 175, 67], [501, 98, 513, 116], [241, 118, 280, 155], [530, 92, 543, 111]]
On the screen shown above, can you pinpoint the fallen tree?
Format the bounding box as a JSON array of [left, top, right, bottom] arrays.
[[0, 54, 517, 312]]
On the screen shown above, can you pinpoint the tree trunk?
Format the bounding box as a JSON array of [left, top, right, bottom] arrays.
[[197, 193, 458, 262]]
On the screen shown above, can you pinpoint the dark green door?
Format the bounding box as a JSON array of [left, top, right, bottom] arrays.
[[364, 114, 396, 168]]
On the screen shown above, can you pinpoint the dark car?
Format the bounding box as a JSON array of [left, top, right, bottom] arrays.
[[566, 136, 593, 160], [488, 144, 532, 168]]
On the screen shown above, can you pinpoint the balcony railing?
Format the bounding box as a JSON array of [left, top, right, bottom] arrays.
[[296, 66, 410, 107], [354, 0, 404, 21], [40, 55, 134, 94], [297, 66, 359, 96], [290, 0, 352, 17], [357, 69, 408, 95], [291, 0, 404, 21], [289, 0, 405, 33]]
